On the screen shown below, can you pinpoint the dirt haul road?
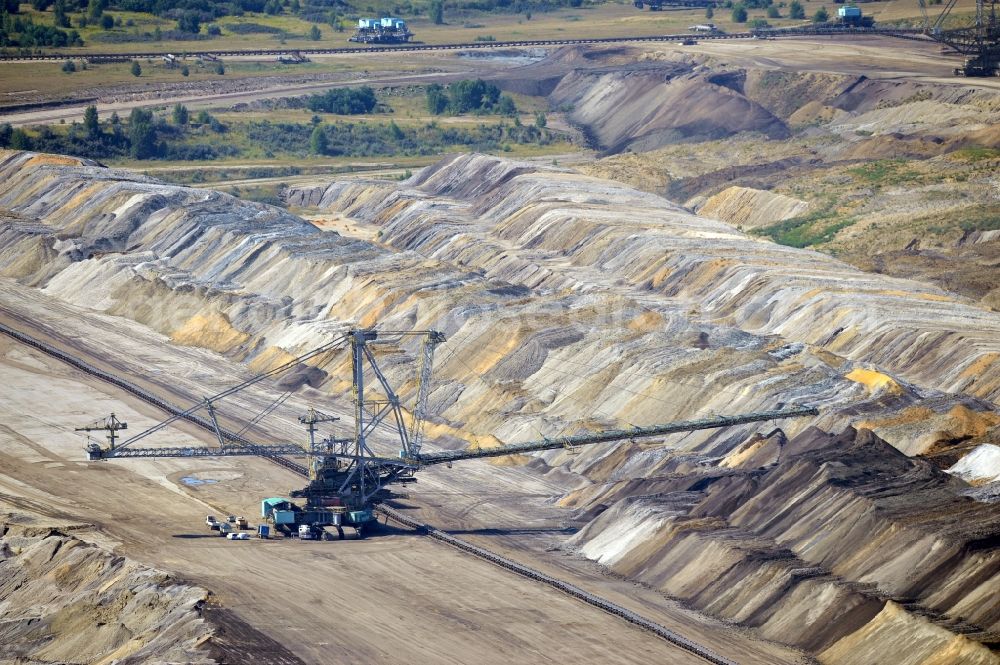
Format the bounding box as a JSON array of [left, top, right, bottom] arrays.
[[0, 281, 809, 665], [1, 69, 474, 128]]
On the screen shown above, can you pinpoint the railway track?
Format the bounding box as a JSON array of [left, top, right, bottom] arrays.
[[0, 26, 928, 62], [0, 316, 738, 665]]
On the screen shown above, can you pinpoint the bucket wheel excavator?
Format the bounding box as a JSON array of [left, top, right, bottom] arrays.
[[919, 0, 1000, 75], [83, 328, 818, 540]]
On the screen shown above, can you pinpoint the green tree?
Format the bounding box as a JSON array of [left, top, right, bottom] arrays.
[[705, 6, 714, 18], [388, 120, 404, 140], [214, 62, 225, 75], [53, 0, 69, 28], [430, 0, 443, 24], [128, 107, 157, 159], [309, 24, 321, 40], [100, 13, 113, 29], [426, 83, 447, 114], [2, 0, 19, 13], [181, 65, 189, 76], [87, 0, 104, 21], [10, 128, 30, 150], [446, 79, 501, 114], [309, 125, 328, 154], [0, 124, 11, 148], [812, 6, 828, 22], [731, 4, 748, 22], [767, 5, 780, 17], [130, 60, 141, 77], [61, 59, 76, 73], [153, 25, 161, 40], [534, 112, 546, 129], [497, 94, 517, 116], [177, 11, 199, 33], [196, 110, 211, 124], [31, 0, 53, 10], [789, 0, 804, 18], [172, 103, 188, 125], [83, 104, 99, 137]]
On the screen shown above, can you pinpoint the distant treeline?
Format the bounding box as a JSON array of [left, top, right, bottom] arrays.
[[1, 99, 558, 162]]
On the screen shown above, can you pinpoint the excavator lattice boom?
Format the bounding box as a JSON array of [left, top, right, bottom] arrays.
[[83, 328, 819, 539]]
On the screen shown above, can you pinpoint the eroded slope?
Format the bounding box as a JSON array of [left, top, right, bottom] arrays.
[[1, 149, 999, 662]]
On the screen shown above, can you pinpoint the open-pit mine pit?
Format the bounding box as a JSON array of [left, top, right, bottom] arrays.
[[1, 141, 999, 665]]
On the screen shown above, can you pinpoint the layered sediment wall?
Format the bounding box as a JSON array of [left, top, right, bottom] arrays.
[[0, 522, 211, 664], [1, 149, 999, 662]]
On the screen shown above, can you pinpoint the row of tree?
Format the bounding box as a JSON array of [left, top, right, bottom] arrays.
[[0, 104, 226, 160], [726, 0, 823, 23], [0, 10, 83, 47]]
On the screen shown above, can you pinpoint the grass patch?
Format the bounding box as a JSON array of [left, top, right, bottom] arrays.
[[753, 205, 856, 248], [957, 205, 1000, 233], [949, 146, 1000, 163], [847, 159, 920, 187]]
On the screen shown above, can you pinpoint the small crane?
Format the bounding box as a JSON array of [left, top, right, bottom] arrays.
[[75, 413, 128, 450]]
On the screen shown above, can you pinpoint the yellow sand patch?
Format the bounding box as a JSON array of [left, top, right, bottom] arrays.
[[845, 368, 903, 395], [627, 310, 665, 333], [422, 421, 528, 465], [857, 406, 934, 430], [961, 352, 1000, 378], [24, 153, 85, 168], [943, 404, 1000, 438], [877, 289, 954, 303], [788, 101, 845, 127], [819, 601, 999, 665], [488, 453, 531, 467], [468, 330, 523, 375], [170, 311, 249, 354], [247, 345, 299, 374], [721, 436, 775, 469]]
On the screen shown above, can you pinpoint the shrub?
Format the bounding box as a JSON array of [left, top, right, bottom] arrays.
[[306, 86, 377, 114]]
